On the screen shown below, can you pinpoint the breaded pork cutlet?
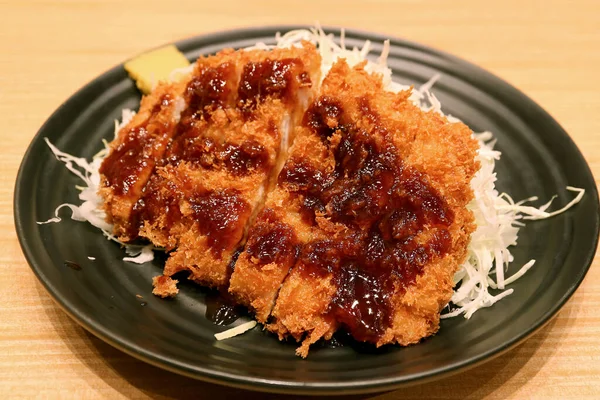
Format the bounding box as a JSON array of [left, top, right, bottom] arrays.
[[236, 60, 479, 357], [118, 44, 322, 295], [99, 42, 479, 358]]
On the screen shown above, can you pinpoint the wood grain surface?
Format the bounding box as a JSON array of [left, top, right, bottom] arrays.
[[1, 0, 599, 398]]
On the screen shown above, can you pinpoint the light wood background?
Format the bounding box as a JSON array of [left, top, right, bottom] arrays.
[[1, 0, 599, 398]]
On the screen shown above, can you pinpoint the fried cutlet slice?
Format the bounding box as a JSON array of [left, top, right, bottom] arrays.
[[139, 44, 321, 294], [264, 60, 479, 357], [130, 51, 243, 251], [98, 80, 188, 241], [228, 122, 338, 322]]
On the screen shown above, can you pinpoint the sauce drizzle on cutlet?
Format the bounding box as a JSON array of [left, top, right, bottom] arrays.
[[129, 175, 181, 243], [187, 188, 251, 258], [166, 137, 270, 176], [244, 209, 300, 267], [277, 95, 454, 342], [186, 62, 235, 120], [238, 58, 312, 117], [164, 62, 238, 165]]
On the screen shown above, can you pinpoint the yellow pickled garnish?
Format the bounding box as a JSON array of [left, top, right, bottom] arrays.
[[124, 44, 190, 94]]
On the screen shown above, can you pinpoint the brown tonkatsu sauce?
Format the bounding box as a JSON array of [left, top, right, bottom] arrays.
[[166, 136, 270, 176], [276, 95, 454, 342], [186, 62, 236, 120], [205, 290, 245, 326], [188, 188, 251, 258], [130, 175, 181, 243], [161, 63, 271, 177], [164, 62, 238, 165], [64, 260, 82, 271], [238, 58, 312, 114], [244, 209, 300, 268]]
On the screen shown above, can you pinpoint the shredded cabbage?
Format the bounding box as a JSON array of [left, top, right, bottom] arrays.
[[214, 321, 258, 341], [40, 27, 584, 319]]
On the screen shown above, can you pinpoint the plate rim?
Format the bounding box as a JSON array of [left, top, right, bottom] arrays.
[[14, 25, 600, 395]]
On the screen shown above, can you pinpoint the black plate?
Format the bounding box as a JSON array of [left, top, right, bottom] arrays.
[[14, 26, 600, 395]]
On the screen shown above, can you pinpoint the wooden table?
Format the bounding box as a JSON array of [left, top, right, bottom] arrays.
[[2, 1, 599, 398]]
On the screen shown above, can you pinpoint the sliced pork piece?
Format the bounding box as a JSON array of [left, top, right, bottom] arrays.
[[228, 127, 335, 322], [141, 44, 321, 294], [263, 60, 479, 357], [98, 80, 187, 241]]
